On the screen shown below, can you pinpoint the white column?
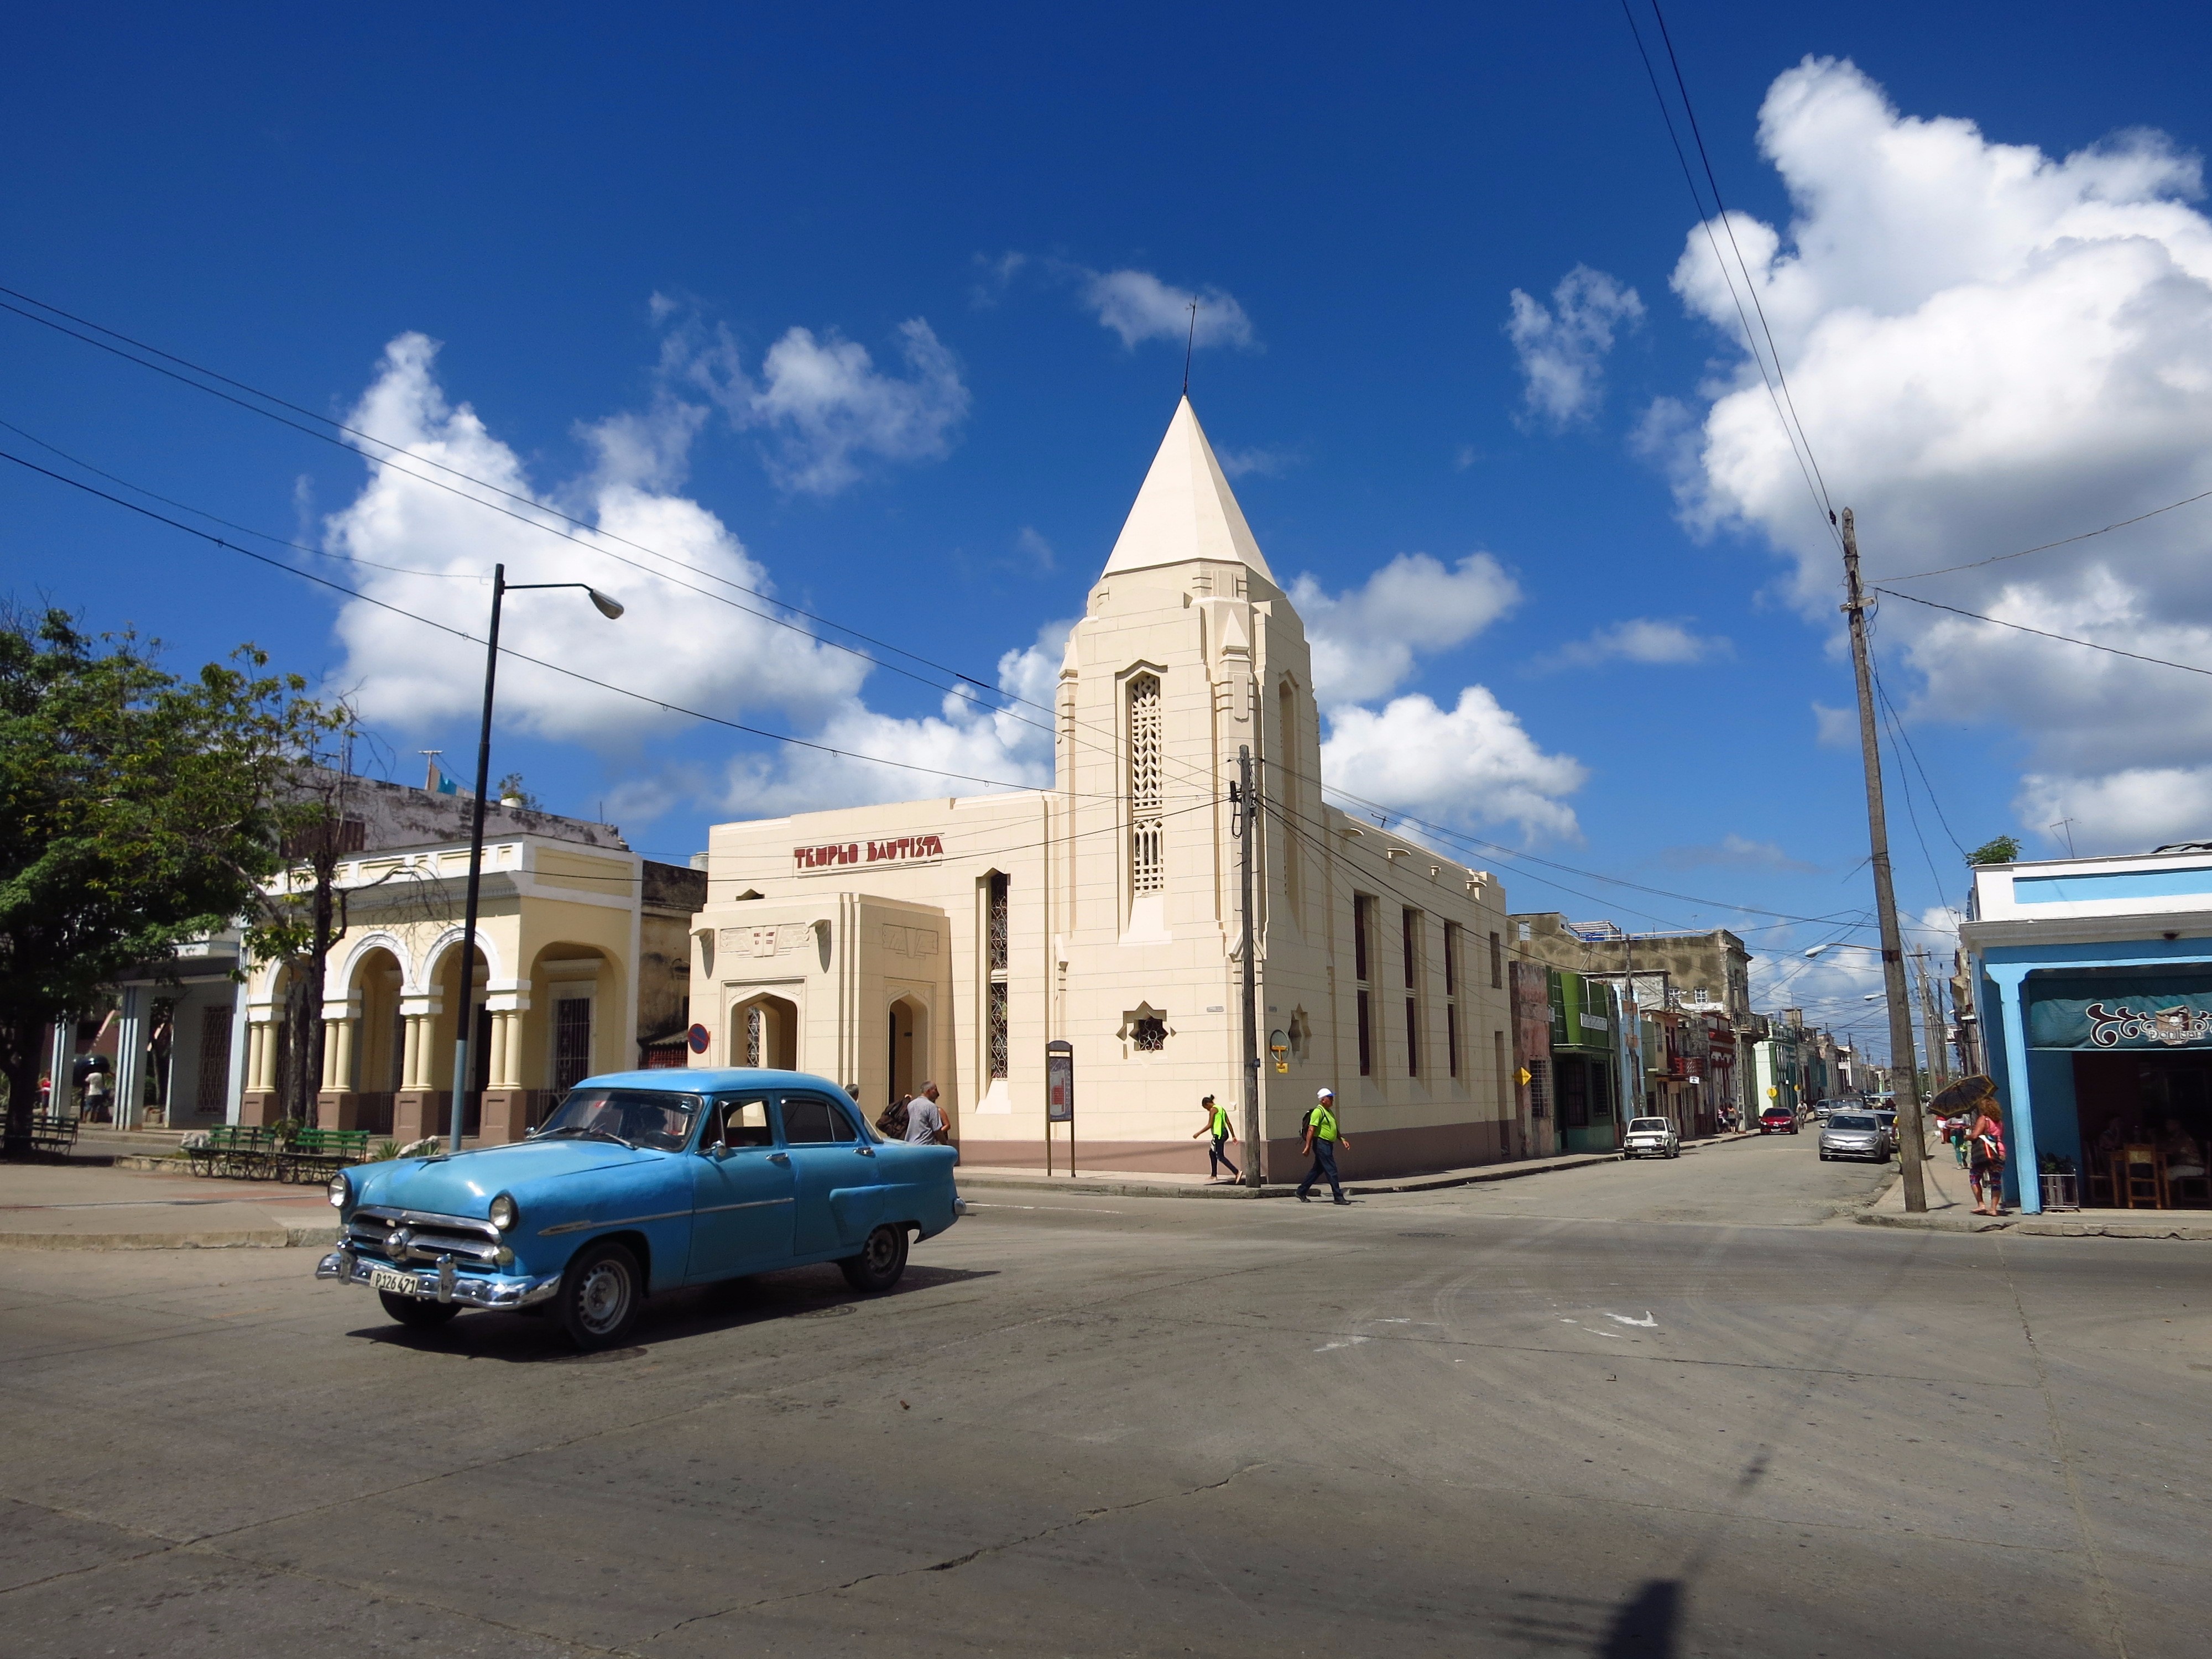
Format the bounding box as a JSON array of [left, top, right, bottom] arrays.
[[401, 1015, 424, 1090], [112, 987, 147, 1130], [320, 1020, 343, 1089], [335, 1019, 357, 1091]]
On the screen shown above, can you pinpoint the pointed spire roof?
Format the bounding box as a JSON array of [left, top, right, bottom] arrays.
[[1100, 397, 1275, 583]]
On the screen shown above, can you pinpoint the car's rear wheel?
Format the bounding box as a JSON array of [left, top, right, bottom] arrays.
[[557, 1240, 643, 1351], [379, 1289, 461, 1329], [839, 1223, 909, 1293]]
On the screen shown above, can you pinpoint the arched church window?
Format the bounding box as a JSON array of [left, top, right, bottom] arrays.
[[1128, 674, 1165, 896]]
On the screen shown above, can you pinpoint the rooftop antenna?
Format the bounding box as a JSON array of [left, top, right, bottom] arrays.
[[419, 749, 443, 790], [1182, 298, 1199, 397], [2049, 817, 2077, 856]]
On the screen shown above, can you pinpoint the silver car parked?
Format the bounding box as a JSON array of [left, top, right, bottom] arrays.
[[1819, 1110, 1890, 1163]]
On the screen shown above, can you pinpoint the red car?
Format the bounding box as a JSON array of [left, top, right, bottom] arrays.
[[1759, 1104, 1799, 1135]]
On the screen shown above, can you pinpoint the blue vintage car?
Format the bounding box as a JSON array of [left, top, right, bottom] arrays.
[[316, 1068, 963, 1349]]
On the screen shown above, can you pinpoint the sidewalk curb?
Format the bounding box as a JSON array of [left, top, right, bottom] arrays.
[[1855, 1209, 2212, 1241], [955, 1131, 1760, 1203], [0, 1218, 335, 1251]]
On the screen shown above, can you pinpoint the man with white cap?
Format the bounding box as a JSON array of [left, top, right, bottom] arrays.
[[1297, 1087, 1351, 1204]]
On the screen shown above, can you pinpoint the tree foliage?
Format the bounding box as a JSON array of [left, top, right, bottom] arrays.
[[1966, 834, 2023, 867], [0, 609, 333, 1154]]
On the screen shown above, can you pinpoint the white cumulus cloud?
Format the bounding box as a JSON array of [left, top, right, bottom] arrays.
[[721, 619, 1073, 817], [1079, 268, 1256, 351], [737, 319, 971, 495], [324, 332, 869, 748], [1290, 552, 1520, 706], [1547, 617, 1729, 668], [1661, 56, 2212, 853], [1506, 265, 1645, 427], [1321, 688, 1588, 842]]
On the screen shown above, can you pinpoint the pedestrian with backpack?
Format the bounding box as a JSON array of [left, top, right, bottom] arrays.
[[1191, 1093, 1240, 1181], [1296, 1087, 1350, 1205], [874, 1092, 911, 1140]]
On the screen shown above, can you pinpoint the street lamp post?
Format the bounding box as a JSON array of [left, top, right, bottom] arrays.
[[447, 564, 623, 1153]]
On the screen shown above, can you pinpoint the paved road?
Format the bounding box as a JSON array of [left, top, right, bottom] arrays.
[[2, 1134, 2204, 1657]]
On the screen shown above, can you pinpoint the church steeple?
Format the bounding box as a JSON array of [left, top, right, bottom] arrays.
[[1099, 397, 1276, 583]]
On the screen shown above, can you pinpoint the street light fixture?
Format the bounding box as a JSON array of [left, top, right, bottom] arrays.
[[1804, 942, 1882, 959], [447, 565, 622, 1153]]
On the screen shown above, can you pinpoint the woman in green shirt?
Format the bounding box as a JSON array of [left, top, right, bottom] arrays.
[[1191, 1094, 1240, 1181]]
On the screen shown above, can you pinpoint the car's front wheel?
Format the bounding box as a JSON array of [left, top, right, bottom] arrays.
[[839, 1223, 909, 1293], [556, 1240, 643, 1351], [379, 1290, 461, 1329]]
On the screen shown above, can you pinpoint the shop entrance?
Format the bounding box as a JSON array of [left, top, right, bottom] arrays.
[[2073, 1051, 2212, 1208]]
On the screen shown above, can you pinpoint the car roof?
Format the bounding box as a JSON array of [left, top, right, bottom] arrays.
[[571, 1068, 854, 1097]]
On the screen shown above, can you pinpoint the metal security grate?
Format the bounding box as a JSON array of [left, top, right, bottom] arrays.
[[1128, 674, 1164, 895], [987, 981, 1009, 1078], [554, 998, 593, 1090]]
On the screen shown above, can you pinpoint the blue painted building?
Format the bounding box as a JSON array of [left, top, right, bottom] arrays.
[[1959, 850, 2212, 1213]]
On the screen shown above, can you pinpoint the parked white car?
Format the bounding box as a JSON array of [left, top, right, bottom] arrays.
[[1623, 1116, 1681, 1159]]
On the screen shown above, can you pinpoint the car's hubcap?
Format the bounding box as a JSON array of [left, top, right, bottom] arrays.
[[865, 1230, 896, 1272], [577, 1261, 631, 1334]]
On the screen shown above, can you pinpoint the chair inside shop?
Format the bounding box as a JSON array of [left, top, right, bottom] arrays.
[[2112, 1144, 2169, 1209]]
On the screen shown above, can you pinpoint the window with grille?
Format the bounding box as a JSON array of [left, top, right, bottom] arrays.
[[986, 872, 1010, 1078], [1356, 990, 1371, 1076], [554, 998, 593, 1089], [743, 1004, 763, 1068], [987, 872, 1009, 971], [1405, 997, 1419, 1077], [1128, 674, 1165, 895], [1131, 1015, 1167, 1052], [1444, 924, 1461, 1078], [1353, 894, 1374, 1076]]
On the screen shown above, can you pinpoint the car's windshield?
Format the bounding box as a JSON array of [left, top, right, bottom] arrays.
[[1764, 1107, 1792, 1116], [1830, 1113, 1877, 1130], [1628, 1118, 1670, 1131], [538, 1089, 700, 1152]]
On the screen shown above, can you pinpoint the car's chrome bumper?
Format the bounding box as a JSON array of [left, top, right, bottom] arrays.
[[316, 1246, 561, 1310], [951, 1195, 968, 1218]]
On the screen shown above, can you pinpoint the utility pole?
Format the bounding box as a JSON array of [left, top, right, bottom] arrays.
[[1841, 509, 1928, 1211], [1235, 746, 1263, 1190], [1912, 947, 1949, 1095]]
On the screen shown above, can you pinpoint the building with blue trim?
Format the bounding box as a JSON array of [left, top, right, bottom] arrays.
[[1959, 849, 2212, 1213]]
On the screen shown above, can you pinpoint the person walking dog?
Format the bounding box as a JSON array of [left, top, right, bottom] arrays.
[[1297, 1087, 1350, 1205], [1191, 1094, 1240, 1182]]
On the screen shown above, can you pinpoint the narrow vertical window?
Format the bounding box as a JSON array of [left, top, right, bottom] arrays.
[[1489, 930, 1504, 989], [1128, 674, 1165, 895], [555, 998, 593, 1089], [1405, 996, 1419, 1077], [1401, 908, 1417, 989], [987, 872, 1010, 1079], [1353, 894, 1374, 1076], [1444, 922, 1460, 1078], [1277, 678, 1303, 920], [1401, 907, 1420, 1078]]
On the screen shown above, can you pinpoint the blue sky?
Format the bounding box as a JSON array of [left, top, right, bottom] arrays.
[[8, 3, 2212, 1055]]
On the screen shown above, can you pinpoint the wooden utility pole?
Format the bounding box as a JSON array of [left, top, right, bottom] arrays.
[[1840, 509, 1929, 1211], [1912, 947, 1949, 1095]]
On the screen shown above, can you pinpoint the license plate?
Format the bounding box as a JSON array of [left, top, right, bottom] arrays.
[[370, 1267, 421, 1296]]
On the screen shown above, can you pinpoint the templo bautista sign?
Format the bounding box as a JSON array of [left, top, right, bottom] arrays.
[[793, 833, 948, 876]]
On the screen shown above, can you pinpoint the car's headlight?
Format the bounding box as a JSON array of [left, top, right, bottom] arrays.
[[489, 1193, 519, 1232], [327, 1173, 348, 1209]]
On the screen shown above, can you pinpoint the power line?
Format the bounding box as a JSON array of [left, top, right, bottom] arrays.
[[1872, 484, 2212, 583], [1614, 1, 1840, 552], [0, 445, 1168, 801], [1872, 585, 2212, 680]]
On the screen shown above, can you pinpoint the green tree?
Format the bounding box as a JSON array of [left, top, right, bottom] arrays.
[[0, 610, 325, 1156], [1967, 835, 2023, 866]]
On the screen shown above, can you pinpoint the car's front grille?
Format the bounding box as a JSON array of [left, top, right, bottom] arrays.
[[346, 1204, 503, 1266]]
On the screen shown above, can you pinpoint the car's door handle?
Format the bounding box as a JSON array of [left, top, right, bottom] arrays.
[[855, 1146, 875, 1157], [768, 1152, 790, 1164]]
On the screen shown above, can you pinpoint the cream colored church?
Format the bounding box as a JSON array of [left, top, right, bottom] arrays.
[[688, 399, 1520, 1178]]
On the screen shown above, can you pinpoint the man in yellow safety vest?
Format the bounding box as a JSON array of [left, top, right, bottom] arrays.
[[1297, 1087, 1351, 1205], [1190, 1093, 1240, 1182]]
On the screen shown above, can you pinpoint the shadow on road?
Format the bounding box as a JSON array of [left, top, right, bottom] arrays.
[[1599, 1580, 1682, 1657], [345, 1261, 999, 1361]]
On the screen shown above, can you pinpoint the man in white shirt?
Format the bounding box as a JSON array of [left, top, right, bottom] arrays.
[[903, 1082, 949, 1145]]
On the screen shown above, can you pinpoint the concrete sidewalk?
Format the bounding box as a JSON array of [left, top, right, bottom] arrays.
[[1857, 1140, 2212, 1239], [957, 1129, 1758, 1202], [0, 1161, 337, 1250]]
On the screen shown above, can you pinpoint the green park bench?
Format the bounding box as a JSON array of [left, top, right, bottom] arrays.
[[23, 1113, 77, 1155], [186, 1124, 279, 1178], [277, 1127, 372, 1183]]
